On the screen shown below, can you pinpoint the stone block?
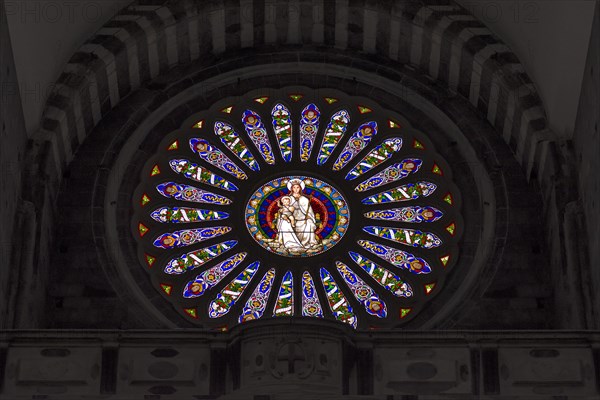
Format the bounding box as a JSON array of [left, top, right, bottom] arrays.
[[498, 346, 597, 396], [373, 346, 472, 395], [3, 346, 101, 397], [116, 345, 211, 396]]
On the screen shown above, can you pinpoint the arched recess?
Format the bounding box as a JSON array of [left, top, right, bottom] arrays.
[[21, 0, 564, 329], [35, 0, 551, 185]]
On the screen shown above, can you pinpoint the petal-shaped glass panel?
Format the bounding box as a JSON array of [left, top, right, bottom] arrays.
[[317, 110, 350, 165], [273, 271, 294, 316], [271, 104, 293, 162], [332, 121, 378, 171], [355, 159, 422, 192], [363, 226, 442, 249], [361, 182, 437, 204], [301, 271, 324, 318], [299, 104, 320, 161], [164, 240, 237, 275], [239, 268, 277, 322], [189, 138, 248, 179], [153, 226, 231, 249], [357, 240, 431, 274], [214, 122, 260, 171], [364, 206, 443, 223], [320, 268, 357, 328], [156, 182, 232, 205], [208, 261, 260, 318], [336, 261, 387, 318], [242, 109, 276, 164], [169, 159, 238, 191], [182, 252, 247, 298], [150, 207, 229, 223], [345, 137, 403, 180], [349, 252, 413, 298]]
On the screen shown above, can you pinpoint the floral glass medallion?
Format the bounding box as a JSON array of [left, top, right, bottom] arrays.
[[133, 87, 462, 331], [245, 176, 349, 257]]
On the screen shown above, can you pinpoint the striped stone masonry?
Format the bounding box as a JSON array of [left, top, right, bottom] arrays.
[[36, 0, 551, 191]]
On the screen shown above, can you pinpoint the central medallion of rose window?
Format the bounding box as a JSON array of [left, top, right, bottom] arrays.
[[246, 176, 349, 257]]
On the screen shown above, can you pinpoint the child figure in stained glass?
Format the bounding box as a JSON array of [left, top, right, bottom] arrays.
[[276, 196, 296, 227]]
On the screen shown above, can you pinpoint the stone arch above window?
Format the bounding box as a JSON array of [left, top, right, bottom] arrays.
[[37, 0, 549, 193]]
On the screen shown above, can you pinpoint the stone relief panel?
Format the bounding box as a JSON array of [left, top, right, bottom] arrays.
[[240, 334, 342, 394]]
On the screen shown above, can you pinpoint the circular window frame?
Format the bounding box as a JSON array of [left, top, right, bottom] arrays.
[[129, 87, 465, 330]]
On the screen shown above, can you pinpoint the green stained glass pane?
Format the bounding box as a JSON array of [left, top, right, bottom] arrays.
[[316, 110, 350, 165], [214, 122, 260, 171], [345, 137, 403, 180], [320, 268, 357, 328], [208, 261, 259, 318], [348, 252, 413, 298], [273, 271, 294, 316], [164, 240, 237, 275]]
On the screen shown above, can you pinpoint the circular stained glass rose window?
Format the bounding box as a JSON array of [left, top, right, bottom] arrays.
[[132, 88, 462, 330]]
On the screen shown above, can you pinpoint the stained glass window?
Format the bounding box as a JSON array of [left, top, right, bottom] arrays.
[[133, 89, 461, 330]]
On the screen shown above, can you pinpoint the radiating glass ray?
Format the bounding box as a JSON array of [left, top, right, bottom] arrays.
[[317, 110, 350, 165], [271, 104, 293, 162], [151, 207, 229, 224], [164, 240, 237, 275], [335, 261, 387, 318], [169, 159, 238, 191], [301, 271, 324, 318], [357, 240, 431, 275], [364, 206, 443, 223], [363, 226, 442, 249], [241, 109, 276, 164], [332, 121, 378, 171], [355, 159, 423, 192], [273, 271, 294, 317], [348, 252, 413, 298], [214, 122, 260, 171], [320, 268, 357, 328], [299, 103, 320, 161], [208, 261, 260, 318], [239, 268, 276, 323], [182, 252, 247, 298], [156, 182, 232, 205], [153, 226, 231, 249], [189, 138, 247, 180], [362, 182, 437, 205], [346, 138, 403, 180]]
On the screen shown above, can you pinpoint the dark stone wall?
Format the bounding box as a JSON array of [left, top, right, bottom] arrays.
[[0, 1, 35, 328], [572, 1, 600, 329]]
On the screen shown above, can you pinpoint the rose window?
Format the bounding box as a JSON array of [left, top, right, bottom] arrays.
[[133, 89, 462, 330]]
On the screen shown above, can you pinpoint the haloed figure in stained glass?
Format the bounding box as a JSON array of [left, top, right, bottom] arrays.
[[272, 179, 322, 255]]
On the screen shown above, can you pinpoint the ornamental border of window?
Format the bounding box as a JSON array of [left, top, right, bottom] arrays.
[[132, 87, 463, 331]]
